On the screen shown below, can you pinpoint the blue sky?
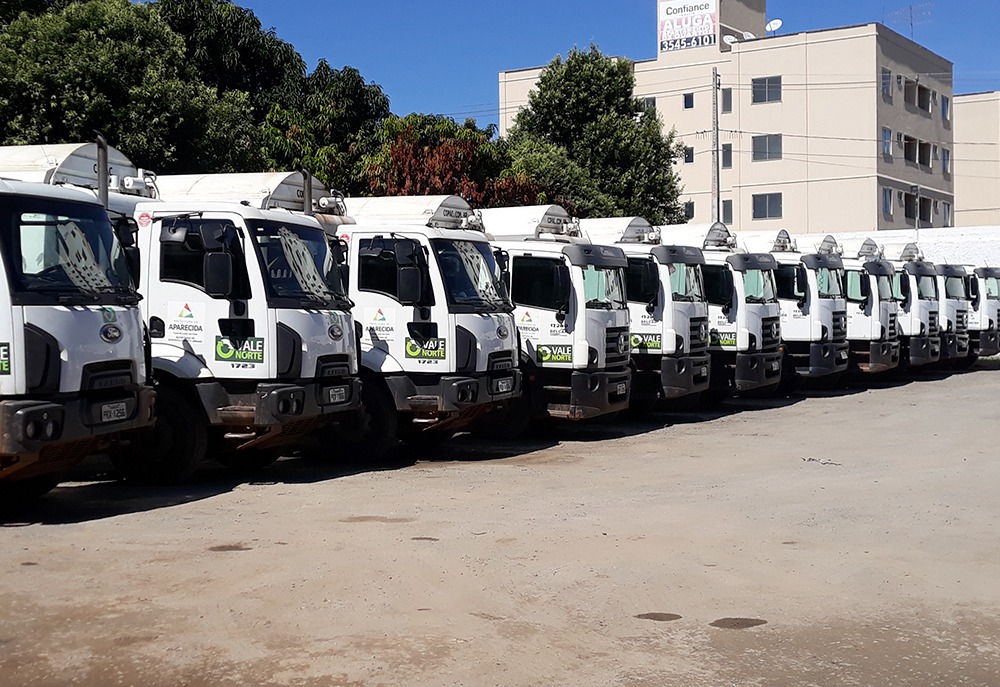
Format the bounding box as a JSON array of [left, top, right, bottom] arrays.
[[240, 0, 1000, 127]]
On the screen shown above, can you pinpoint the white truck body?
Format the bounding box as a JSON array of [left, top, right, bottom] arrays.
[[479, 205, 631, 420], [965, 267, 1000, 358], [155, 172, 329, 212], [882, 243, 942, 367], [934, 263, 972, 362], [835, 238, 901, 373], [0, 179, 154, 487], [327, 196, 520, 447], [737, 231, 849, 379], [580, 217, 710, 402], [656, 224, 782, 395]]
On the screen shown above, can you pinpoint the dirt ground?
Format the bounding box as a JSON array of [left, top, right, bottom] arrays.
[[1, 362, 999, 687]]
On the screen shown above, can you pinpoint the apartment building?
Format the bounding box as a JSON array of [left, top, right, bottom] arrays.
[[953, 91, 1000, 227], [498, 0, 955, 234]]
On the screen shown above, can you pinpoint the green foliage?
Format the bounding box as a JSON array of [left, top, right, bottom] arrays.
[[362, 114, 542, 208], [510, 45, 686, 224], [0, 0, 260, 172], [261, 61, 390, 194]]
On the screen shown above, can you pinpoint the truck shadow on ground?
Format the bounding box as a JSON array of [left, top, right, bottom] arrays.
[[793, 362, 993, 399]]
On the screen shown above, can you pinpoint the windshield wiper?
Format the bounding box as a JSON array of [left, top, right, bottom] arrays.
[[89, 284, 142, 304], [586, 299, 613, 310], [745, 296, 770, 304]]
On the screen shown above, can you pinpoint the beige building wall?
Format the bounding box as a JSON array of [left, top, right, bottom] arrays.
[[497, 1, 955, 235], [954, 92, 1000, 226]]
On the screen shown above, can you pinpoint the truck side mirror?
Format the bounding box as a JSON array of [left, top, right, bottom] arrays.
[[721, 270, 734, 315], [397, 266, 423, 305], [394, 239, 424, 267], [114, 216, 137, 248], [795, 266, 808, 296], [124, 246, 141, 284], [969, 278, 980, 308], [899, 275, 911, 302], [860, 274, 871, 302], [493, 248, 509, 274], [642, 260, 659, 310], [203, 252, 233, 298]]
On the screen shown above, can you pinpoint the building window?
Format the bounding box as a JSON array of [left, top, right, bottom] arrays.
[[882, 128, 893, 156], [722, 199, 733, 225], [721, 88, 733, 113], [722, 143, 733, 169], [751, 76, 782, 104], [684, 201, 695, 220], [942, 95, 951, 121], [881, 68, 892, 97], [683, 92, 695, 109], [752, 193, 782, 220], [684, 146, 695, 164], [943, 202, 952, 226], [752, 134, 782, 161], [643, 96, 656, 114], [942, 148, 951, 174], [918, 141, 932, 167], [903, 135, 918, 163], [882, 188, 893, 215]]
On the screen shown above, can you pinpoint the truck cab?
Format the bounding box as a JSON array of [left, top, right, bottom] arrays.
[[935, 263, 972, 364], [479, 205, 631, 424], [0, 178, 155, 497], [327, 196, 520, 453], [838, 239, 901, 374], [740, 231, 849, 381], [658, 223, 782, 397], [964, 267, 1000, 362], [110, 171, 361, 480], [580, 217, 709, 405], [887, 244, 942, 368]]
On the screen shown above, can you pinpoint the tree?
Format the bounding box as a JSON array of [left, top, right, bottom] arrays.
[[0, 0, 260, 173], [361, 114, 542, 208], [261, 61, 391, 194], [509, 45, 686, 224]]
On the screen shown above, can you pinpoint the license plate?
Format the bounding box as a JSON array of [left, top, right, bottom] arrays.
[[497, 377, 514, 393], [616, 382, 627, 395], [327, 386, 348, 404], [101, 401, 127, 423], [700, 366, 708, 377], [838, 351, 849, 361], [770, 361, 781, 372]]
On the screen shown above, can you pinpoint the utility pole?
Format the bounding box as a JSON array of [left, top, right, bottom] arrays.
[[711, 66, 721, 223]]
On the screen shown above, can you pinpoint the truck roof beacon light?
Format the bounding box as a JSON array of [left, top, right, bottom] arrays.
[[817, 235, 842, 256], [703, 222, 737, 250], [857, 239, 883, 259], [900, 243, 924, 262], [771, 229, 797, 253]]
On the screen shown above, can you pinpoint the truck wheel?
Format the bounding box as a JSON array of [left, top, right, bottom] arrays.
[[328, 382, 398, 459], [110, 386, 206, 484]]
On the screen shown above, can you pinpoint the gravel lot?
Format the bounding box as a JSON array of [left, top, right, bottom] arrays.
[[1, 362, 999, 687]]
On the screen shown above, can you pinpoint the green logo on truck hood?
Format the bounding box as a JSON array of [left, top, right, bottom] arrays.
[[0, 342, 10, 375], [536, 344, 573, 363], [405, 338, 446, 359], [215, 337, 265, 363], [631, 333, 662, 351]]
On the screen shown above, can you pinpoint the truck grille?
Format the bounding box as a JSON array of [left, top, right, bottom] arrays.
[[605, 326, 630, 368], [316, 354, 351, 379], [887, 313, 898, 341], [832, 311, 847, 343], [761, 316, 781, 352], [488, 350, 515, 372], [956, 311, 969, 335], [689, 317, 709, 354], [928, 313, 940, 337]]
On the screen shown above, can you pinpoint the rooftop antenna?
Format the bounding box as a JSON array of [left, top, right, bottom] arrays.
[[765, 18, 783, 36], [722, 34, 739, 46], [742, 31, 757, 40], [885, 2, 933, 40]]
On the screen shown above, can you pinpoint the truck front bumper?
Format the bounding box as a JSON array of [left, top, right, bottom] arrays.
[[386, 370, 521, 414], [658, 353, 711, 400], [734, 350, 782, 391], [939, 332, 971, 360], [971, 330, 1000, 357], [795, 342, 850, 377], [853, 340, 901, 374], [902, 335, 941, 367], [0, 385, 156, 481], [559, 369, 631, 420]]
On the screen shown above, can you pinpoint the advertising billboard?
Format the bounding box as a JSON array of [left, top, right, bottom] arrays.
[[659, 0, 718, 53]]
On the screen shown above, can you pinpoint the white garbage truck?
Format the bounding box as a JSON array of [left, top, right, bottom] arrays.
[[316, 195, 521, 453], [0, 175, 155, 498], [738, 231, 849, 384], [934, 263, 972, 365], [477, 205, 631, 425], [580, 216, 710, 405], [836, 238, 901, 374], [657, 223, 783, 398], [885, 243, 942, 368], [964, 266, 1000, 363]]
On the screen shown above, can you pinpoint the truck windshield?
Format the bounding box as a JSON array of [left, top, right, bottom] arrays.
[[743, 269, 778, 304], [817, 268, 844, 299], [943, 276, 967, 300], [1, 196, 135, 305], [987, 277, 1000, 300], [669, 263, 705, 302], [918, 275, 938, 300], [431, 239, 511, 312], [248, 220, 348, 308], [583, 265, 627, 310], [877, 275, 894, 301]]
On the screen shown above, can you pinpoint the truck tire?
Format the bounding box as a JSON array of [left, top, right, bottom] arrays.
[[110, 386, 206, 484]]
